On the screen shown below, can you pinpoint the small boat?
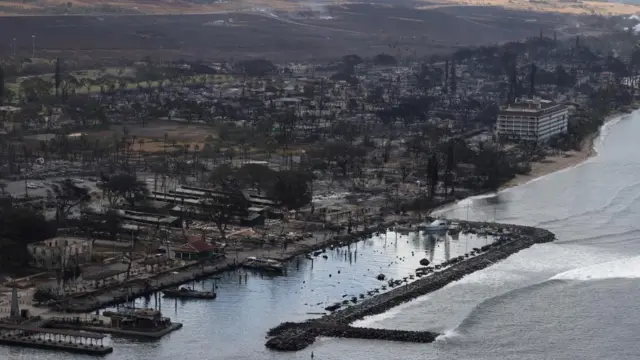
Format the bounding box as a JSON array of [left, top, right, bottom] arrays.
[[163, 287, 217, 300], [244, 257, 284, 272], [419, 219, 450, 232]]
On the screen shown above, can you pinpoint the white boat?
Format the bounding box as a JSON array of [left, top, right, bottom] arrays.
[[419, 219, 450, 232], [244, 257, 284, 272]]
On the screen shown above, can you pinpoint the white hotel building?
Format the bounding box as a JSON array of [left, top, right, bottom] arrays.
[[496, 97, 569, 143]]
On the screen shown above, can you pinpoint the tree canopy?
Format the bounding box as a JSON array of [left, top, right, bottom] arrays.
[[99, 173, 149, 207]]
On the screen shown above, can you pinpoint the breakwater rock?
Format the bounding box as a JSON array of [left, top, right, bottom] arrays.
[[266, 221, 555, 351], [265, 325, 438, 351], [324, 225, 554, 325]]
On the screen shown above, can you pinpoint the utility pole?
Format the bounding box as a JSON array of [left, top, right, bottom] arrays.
[[12, 38, 16, 57], [31, 35, 36, 58]]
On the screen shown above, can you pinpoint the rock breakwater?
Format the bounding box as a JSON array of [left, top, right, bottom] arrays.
[[266, 221, 555, 351], [265, 325, 438, 351]]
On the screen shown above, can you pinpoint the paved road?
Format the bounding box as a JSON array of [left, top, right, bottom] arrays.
[[5, 177, 100, 198]]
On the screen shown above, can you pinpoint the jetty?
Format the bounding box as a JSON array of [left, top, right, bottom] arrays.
[[266, 325, 439, 351], [265, 221, 556, 351]]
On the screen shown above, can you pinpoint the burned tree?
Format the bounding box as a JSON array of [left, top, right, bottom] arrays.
[[54, 57, 61, 98], [0, 66, 4, 105], [202, 176, 249, 240], [443, 142, 455, 195], [427, 154, 439, 198], [529, 63, 537, 98], [443, 60, 449, 94]]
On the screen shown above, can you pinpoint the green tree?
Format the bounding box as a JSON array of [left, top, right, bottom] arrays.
[[235, 163, 276, 195], [49, 179, 90, 225], [270, 170, 313, 210], [0, 208, 57, 271], [100, 173, 149, 207]]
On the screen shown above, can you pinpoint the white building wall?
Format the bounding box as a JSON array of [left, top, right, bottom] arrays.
[[496, 106, 568, 142], [28, 237, 93, 269]]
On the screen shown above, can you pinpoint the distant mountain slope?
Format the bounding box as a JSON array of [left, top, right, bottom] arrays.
[[0, 0, 638, 16], [0, 4, 563, 61]]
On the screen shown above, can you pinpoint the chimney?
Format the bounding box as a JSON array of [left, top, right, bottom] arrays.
[[529, 63, 537, 98]]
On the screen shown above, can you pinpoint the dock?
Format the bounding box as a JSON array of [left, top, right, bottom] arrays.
[[45, 316, 183, 339], [40, 306, 183, 339], [0, 323, 112, 355]]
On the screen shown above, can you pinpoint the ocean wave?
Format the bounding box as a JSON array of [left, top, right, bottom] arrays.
[[559, 228, 640, 245], [445, 280, 563, 335], [550, 256, 640, 281], [535, 179, 640, 227]]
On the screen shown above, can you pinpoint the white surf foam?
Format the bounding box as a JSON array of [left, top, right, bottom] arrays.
[[551, 255, 640, 281], [435, 328, 463, 341], [593, 112, 627, 153]]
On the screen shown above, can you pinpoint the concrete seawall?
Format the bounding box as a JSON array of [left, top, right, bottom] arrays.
[[266, 222, 556, 351]]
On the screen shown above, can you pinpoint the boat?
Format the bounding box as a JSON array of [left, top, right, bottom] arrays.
[[244, 257, 284, 272], [418, 219, 450, 232], [448, 222, 461, 235], [163, 287, 217, 299]]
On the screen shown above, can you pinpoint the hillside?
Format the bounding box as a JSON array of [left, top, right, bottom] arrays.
[[0, 0, 639, 16], [0, 4, 575, 61]]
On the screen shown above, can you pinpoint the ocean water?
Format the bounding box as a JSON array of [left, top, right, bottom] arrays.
[[3, 110, 640, 360]]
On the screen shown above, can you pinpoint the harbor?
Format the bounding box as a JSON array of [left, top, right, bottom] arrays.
[[0, 214, 545, 356], [265, 222, 556, 351], [41, 217, 414, 314]]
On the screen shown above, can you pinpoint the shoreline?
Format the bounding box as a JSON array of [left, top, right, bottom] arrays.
[[499, 110, 631, 191]]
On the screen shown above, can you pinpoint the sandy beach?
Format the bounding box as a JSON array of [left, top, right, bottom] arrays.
[[500, 110, 633, 190], [499, 133, 596, 190]]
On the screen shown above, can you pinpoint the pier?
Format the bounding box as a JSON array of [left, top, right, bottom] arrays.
[[0, 323, 112, 355], [266, 222, 556, 351]]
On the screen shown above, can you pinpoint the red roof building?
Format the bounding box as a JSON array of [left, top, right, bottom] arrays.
[[173, 239, 218, 260]]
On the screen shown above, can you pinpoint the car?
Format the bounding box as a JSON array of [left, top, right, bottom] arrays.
[[26, 182, 38, 189]]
